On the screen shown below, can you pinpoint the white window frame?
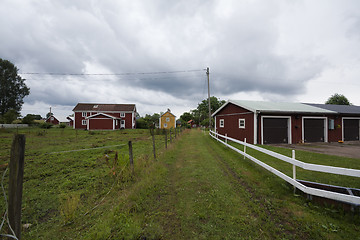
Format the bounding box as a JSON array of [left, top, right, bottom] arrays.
[[82, 112, 87, 117], [239, 119, 245, 129], [120, 112, 125, 117], [82, 120, 87, 125], [166, 117, 170, 122], [219, 119, 224, 128], [164, 123, 168, 128]]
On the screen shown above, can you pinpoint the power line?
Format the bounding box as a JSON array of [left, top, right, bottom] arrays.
[[20, 69, 205, 76]]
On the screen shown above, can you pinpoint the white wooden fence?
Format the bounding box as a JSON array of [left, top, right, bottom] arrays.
[[209, 130, 360, 206]]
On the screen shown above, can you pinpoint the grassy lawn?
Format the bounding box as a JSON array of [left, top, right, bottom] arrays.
[[0, 127, 359, 239]]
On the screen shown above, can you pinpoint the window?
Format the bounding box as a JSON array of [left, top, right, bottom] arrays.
[[166, 117, 170, 122], [164, 123, 168, 128], [82, 120, 87, 125], [82, 112, 87, 117], [93, 105, 98, 109], [219, 119, 224, 128], [239, 119, 245, 129], [329, 119, 335, 130], [50, 117, 54, 121], [120, 112, 125, 117]]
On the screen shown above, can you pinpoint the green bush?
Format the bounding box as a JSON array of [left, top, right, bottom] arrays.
[[39, 122, 53, 129], [59, 123, 66, 128]]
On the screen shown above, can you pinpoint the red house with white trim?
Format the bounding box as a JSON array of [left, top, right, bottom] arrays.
[[212, 100, 360, 145], [72, 103, 137, 130], [45, 115, 60, 125]]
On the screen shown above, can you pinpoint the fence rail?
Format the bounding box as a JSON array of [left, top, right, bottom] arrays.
[[209, 130, 360, 206]]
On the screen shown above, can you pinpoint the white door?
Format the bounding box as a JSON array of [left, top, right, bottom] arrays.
[[121, 120, 125, 128]]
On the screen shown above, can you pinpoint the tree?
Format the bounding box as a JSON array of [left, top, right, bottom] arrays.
[[22, 114, 35, 124], [136, 113, 160, 129], [192, 96, 226, 125], [180, 112, 192, 123], [2, 109, 19, 123], [325, 93, 351, 105], [0, 59, 30, 116]]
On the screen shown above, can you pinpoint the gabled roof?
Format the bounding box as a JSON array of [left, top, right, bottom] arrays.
[[304, 103, 360, 115], [73, 103, 136, 112], [212, 100, 336, 116], [161, 110, 176, 117], [86, 113, 121, 119]]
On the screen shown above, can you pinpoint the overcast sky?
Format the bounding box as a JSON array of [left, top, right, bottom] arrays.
[[1, 0, 360, 120]]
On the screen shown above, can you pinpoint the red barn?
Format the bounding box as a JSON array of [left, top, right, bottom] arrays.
[[45, 115, 60, 125], [72, 103, 137, 130], [213, 100, 360, 144]]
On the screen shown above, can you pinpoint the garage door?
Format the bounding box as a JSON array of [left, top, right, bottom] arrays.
[[304, 119, 325, 142], [344, 119, 359, 141], [263, 118, 289, 144]]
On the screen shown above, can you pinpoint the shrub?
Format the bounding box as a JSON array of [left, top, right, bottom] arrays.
[[39, 122, 53, 129], [59, 123, 66, 128]]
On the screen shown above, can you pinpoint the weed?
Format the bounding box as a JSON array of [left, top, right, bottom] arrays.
[[60, 193, 80, 224]]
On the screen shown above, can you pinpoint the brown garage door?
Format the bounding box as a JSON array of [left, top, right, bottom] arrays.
[[304, 119, 324, 142], [344, 119, 359, 141], [263, 118, 288, 144]]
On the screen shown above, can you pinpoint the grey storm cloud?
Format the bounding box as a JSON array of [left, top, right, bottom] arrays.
[[1, 0, 360, 117]]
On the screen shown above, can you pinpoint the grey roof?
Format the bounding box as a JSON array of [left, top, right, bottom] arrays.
[[73, 103, 136, 112], [305, 103, 360, 115], [213, 100, 337, 116]]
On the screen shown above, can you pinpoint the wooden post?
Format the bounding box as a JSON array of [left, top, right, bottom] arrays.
[[225, 133, 227, 144], [244, 138, 246, 160], [128, 141, 134, 173], [292, 150, 296, 193], [165, 130, 167, 149], [174, 128, 177, 138], [9, 134, 25, 239], [169, 129, 172, 143], [150, 129, 156, 160]]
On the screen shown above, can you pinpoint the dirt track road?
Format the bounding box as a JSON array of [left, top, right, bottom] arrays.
[[274, 141, 360, 159]]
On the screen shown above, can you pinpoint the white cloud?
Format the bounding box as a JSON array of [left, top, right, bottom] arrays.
[[1, 0, 359, 120]]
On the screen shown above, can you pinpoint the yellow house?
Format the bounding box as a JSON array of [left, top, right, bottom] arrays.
[[159, 109, 176, 129]]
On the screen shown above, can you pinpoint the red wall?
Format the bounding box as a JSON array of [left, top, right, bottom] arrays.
[[74, 111, 135, 130], [215, 103, 254, 143]]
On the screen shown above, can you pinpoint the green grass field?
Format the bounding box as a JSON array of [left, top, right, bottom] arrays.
[[0, 127, 359, 239]]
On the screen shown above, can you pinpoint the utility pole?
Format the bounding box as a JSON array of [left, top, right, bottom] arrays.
[[207, 67, 211, 129]]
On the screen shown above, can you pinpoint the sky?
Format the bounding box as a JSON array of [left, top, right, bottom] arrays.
[[1, 0, 360, 120]]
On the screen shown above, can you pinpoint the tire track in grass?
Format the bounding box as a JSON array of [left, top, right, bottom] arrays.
[[204, 135, 317, 239]]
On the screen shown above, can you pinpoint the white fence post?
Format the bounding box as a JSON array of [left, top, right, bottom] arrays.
[[244, 138, 246, 160], [225, 134, 227, 144], [292, 150, 296, 193]]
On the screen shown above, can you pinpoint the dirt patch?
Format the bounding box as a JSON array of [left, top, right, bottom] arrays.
[[273, 141, 360, 159]]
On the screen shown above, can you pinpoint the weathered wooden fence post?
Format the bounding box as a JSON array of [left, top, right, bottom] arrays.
[[165, 130, 167, 149], [225, 133, 227, 144], [150, 129, 156, 160], [128, 141, 134, 173], [169, 129, 172, 143], [9, 134, 26, 239], [292, 150, 296, 193], [174, 127, 177, 138]]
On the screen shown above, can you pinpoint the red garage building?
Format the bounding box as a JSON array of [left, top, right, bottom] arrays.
[[73, 103, 137, 130], [213, 100, 360, 144]]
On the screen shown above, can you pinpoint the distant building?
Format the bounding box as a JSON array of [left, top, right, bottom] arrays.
[[72, 103, 137, 130], [45, 115, 60, 125], [159, 109, 176, 129]]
